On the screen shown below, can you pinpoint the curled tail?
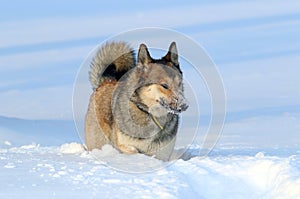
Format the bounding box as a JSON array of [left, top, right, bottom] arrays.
[[89, 42, 135, 90]]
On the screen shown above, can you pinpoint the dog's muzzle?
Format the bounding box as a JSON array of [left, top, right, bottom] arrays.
[[177, 101, 189, 113], [159, 95, 189, 114]]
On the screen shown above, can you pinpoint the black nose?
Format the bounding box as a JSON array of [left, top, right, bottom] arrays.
[[181, 103, 189, 111], [177, 103, 189, 112]]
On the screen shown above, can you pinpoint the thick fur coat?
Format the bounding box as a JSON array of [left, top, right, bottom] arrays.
[[85, 41, 188, 161]]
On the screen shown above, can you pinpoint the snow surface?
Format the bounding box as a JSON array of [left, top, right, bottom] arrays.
[[1, 142, 300, 199], [1, 115, 300, 198]]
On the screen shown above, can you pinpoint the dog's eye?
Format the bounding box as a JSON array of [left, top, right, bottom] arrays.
[[161, 83, 169, 89]]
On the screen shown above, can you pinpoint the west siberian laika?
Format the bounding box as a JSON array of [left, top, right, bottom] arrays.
[[85, 41, 188, 161]]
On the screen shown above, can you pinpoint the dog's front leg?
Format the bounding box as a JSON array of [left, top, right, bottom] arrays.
[[118, 144, 139, 154]]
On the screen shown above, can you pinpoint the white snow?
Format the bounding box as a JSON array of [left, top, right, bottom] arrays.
[[4, 141, 11, 146], [1, 115, 300, 198], [1, 142, 299, 199], [60, 142, 85, 154]]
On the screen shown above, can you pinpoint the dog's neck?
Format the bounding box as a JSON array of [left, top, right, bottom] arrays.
[[130, 100, 165, 130], [128, 101, 152, 126], [149, 114, 164, 130]]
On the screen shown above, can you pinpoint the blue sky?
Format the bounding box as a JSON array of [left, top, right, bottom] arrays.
[[1, 0, 300, 120]]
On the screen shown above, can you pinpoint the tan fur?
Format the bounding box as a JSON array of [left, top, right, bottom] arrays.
[[85, 42, 188, 161]]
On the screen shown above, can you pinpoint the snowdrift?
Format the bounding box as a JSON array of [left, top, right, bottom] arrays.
[[1, 142, 300, 199], [1, 115, 300, 198]]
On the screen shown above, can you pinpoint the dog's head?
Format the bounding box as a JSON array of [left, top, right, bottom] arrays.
[[131, 42, 188, 117]]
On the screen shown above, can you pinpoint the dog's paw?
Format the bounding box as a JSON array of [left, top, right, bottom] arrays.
[[118, 144, 139, 154]]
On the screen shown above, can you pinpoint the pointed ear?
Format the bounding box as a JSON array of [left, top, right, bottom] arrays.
[[137, 44, 152, 65], [163, 42, 179, 68]]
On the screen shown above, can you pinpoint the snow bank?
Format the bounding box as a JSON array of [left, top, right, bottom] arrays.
[[174, 153, 300, 198], [1, 142, 299, 199]]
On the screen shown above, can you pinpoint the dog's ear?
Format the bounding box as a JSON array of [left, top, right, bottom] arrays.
[[137, 44, 152, 66], [164, 42, 179, 68]]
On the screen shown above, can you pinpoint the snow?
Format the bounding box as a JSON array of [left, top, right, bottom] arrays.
[[1, 142, 300, 199], [60, 143, 85, 154], [4, 140, 11, 146], [1, 116, 300, 198]]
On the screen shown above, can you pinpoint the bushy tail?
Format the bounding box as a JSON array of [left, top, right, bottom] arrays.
[[89, 42, 135, 90]]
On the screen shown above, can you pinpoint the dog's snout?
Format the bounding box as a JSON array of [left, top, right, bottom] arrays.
[[179, 103, 189, 112], [175, 94, 188, 112]]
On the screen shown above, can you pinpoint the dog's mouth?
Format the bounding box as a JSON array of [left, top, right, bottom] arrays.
[[158, 97, 189, 114]]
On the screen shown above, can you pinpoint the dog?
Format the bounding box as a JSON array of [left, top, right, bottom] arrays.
[[85, 41, 188, 161]]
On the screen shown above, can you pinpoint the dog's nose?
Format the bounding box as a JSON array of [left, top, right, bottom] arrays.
[[179, 103, 189, 112], [176, 94, 188, 112], [176, 103, 188, 113]]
